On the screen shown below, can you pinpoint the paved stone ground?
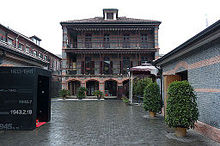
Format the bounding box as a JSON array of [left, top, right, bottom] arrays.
[[0, 100, 219, 146]]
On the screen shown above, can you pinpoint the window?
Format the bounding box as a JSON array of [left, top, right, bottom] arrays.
[[103, 34, 110, 48], [122, 57, 131, 74], [123, 34, 130, 48], [141, 34, 148, 48], [103, 57, 113, 74], [18, 43, 24, 51], [85, 57, 94, 74], [141, 56, 148, 64], [0, 30, 6, 41], [39, 52, 43, 59], [33, 50, 37, 57], [44, 55, 47, 61], [7, 38, 13, 46], [26, 46, 30, 54], [107, 13, 114, 19], [85, 34, 92, 48]]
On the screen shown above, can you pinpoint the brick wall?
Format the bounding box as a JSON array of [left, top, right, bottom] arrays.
[[162, 38, 220, 129]]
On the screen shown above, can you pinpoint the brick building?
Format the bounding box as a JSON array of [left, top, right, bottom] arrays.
[[154, 20, 220, 142], [0, 24, 62, 97], [61, 9, 161, 98]]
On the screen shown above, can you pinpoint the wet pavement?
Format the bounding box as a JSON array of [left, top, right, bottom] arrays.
[[0, 100, 219, 146]]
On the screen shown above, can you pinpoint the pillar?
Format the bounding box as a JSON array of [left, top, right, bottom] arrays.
[[61, 26, 68, 89], [117, 83, 123, 99], [99, 82, 105, 96], [154, 26, 159, 59], [129, 73, 134, 103]]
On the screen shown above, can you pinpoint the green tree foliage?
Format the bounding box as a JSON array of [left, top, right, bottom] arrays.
[[59, 89, 70, 99], [165, 81, 199, 129], [77, 87, 87, 99], [133, 78, 152, 97], [93, 90, 103, 99], [143, 82, 161, 113]]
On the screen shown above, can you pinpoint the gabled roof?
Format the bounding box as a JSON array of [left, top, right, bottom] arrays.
[[0, 23, 61, 60], [60, 17, 161, 25], [154, 20, 220, 66]]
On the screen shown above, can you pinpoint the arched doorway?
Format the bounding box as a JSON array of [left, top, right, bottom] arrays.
[[86, 80, 99, 96], [68, 80, 81, 96], [104, 80, 117, 96], [123, 80, 129, 98]]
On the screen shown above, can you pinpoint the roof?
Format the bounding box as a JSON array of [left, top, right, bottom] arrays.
[[154, 20, 220, 65], [60, 17, 161, 25], [130, 63, 158, 75], [30, 35, 42, 41], [0, 23, 61, 60]]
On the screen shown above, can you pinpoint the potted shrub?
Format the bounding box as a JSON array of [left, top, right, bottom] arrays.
[[59, 89, 70, 100], [93, 90, 103, 99], [133, 77, 152, 98], [165, 81, 199, 137], [77, 87, 87, 99], [121, 96, 129, 105], [143, 82, 161, 117]]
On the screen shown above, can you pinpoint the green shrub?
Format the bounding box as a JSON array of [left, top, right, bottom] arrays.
[[59, 89, 70, 99], [77, 87, 87, 99], [93, 90, 103, 99], [122, 96, 129, 104], [133, 78, 152, 97], [165, 81, 199, 129], [143, 82, 161, 113]]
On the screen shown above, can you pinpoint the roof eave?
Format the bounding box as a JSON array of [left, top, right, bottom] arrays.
[[154, 20, 220, 66], [60, 21, 161, 26]]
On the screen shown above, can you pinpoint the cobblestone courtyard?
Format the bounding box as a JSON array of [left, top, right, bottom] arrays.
[[0, 100, 219, 146]]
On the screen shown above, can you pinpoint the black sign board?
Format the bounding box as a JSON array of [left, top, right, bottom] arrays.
[[0, 67, 51, 130]]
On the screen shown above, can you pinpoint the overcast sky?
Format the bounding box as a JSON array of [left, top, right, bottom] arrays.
[[0, 0, 219, 55]]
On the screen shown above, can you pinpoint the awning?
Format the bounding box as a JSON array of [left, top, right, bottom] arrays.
[[130, 63, 158, 75]]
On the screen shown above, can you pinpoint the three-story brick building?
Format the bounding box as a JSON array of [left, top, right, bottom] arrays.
[[61, 9, 161, 98]]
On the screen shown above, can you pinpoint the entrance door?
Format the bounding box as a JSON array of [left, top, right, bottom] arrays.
[[86, 81, 99, 96], [163, 75, 181, 116], [105, 80, 117, 96]]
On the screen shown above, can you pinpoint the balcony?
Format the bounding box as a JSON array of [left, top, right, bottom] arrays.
[[65, 67, 129, 76], [66, 37, 155, 49]]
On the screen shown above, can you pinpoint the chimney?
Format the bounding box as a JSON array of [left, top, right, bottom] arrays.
[[30, 35, 41, 46], [103, 8, 118, 20]]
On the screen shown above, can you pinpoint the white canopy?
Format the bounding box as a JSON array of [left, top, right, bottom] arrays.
[[130, 63, 158, 75]]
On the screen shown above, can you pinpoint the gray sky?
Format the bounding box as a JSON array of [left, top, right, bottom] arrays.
[[1, 0, 219, 55]]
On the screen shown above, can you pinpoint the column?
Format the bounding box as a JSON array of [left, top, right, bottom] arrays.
[[99, 82, 105, 96], [62, 26, 68, 89], [154, 26, 159, 59], [117, 82, 123, 99], [129, 73, 134, 103]]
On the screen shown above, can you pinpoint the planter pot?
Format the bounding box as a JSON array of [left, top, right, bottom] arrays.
[[175, 127, 186, 137], [149, 111, 156, 117]]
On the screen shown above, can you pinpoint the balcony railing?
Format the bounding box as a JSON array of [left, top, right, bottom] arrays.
[[65, 68, 129, 76], [67, 39, 154, 49]]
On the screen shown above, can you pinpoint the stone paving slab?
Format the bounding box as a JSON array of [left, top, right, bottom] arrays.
[[0, 100, 219, 146]]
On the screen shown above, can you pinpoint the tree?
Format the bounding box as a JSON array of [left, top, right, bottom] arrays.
[[165, 81, 199, 137], [133, 77, 152, 97], [143, 82, 161, 117]]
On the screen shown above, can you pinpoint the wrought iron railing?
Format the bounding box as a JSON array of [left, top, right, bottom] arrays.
[[66, 39, 154, 49]]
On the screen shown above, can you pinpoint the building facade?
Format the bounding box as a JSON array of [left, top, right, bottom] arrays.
[[0, 24, 62, 97], [61, 9, 161, 98], [154, 20, 220, 142]]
